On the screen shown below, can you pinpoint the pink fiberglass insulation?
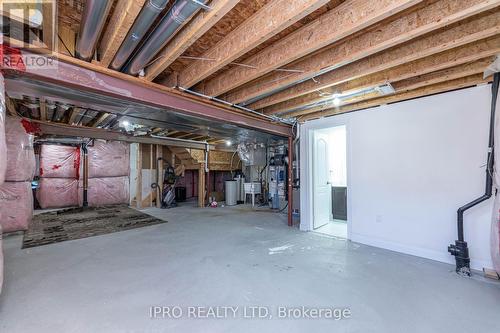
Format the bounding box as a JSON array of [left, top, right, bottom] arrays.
[[79, 176, 129, 207], [0, 181, 33, 233], [0, 225, 3, 294], [5, 117, 36, 182], [88, 140, 129, 178], [37, 178, 79, 209], [0, 74, 5, 186], [40, 145, 80, 178], [0, 103, 5, 186]]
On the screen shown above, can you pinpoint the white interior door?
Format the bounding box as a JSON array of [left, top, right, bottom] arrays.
[[313, 131, 332, 229]]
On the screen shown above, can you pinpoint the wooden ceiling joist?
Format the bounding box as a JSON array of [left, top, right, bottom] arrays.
[[228, 0, 500, 107], [301, 74, 489, 121], [39, 98, 48, 121], [252, 9, 500, 111], [99, 0, 147, 68], [5, 96, 17, 116], [42, 1, 57, 50], [91, 112, 111, 128], [30, 119, 213, 150], [176, 0, 331, 88], [391, 58, 493, 92], [268, 36, 500, 115], [200, 0, 422, 97], [286, 58, 493, 118], [145, 0, 241, 81], [68, 107, 82, 125]]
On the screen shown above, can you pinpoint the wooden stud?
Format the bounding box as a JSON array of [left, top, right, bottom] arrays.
[[136, 143, 143, 209], [198, 163, 206, 208], [228, 0, 500, 106], [39, 98, 47, 121], [99, 0, 147, 67], [145, 0, 240, 81], [201, 0, 423, 97], [177, 0, 331, 88]]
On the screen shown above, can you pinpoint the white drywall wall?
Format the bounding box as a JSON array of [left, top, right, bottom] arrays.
[[301, 84, 495, 270]]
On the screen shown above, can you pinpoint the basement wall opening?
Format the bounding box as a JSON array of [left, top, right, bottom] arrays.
[[311, 125, 348, 239]]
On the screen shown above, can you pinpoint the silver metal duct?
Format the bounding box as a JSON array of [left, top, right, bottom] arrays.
[[36, 137, 89, 145], [124, 0, 208, 76], [110, 0, 170, 70], [75, 0, 113, 61]]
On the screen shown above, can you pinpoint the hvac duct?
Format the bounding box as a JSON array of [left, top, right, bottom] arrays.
[[124, 0, 208, 76], [110, 0, 170, 71], [75, 0, 113, 61]]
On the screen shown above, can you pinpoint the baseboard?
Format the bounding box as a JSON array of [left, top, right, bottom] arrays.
[[350, 232, 491, 271]]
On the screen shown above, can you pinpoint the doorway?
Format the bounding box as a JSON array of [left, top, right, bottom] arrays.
[[312, 125, 348, 238]]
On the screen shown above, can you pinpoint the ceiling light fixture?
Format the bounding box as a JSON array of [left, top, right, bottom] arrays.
[[333, 97, 341, 107]]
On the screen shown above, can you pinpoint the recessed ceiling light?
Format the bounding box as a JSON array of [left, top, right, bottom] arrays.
[[226, 140, 232, 146], [333, 97, 341, 107]]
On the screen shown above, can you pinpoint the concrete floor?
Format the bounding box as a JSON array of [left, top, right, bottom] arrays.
[[315, 221, 348, 238], [1, 205, 499, 332]]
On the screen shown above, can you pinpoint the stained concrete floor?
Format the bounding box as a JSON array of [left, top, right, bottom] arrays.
[[1, 205, 500, 332]]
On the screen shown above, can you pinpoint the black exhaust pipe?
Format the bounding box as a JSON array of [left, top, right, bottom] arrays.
[[81, 143, 89, 207], [448, 73, 499, 276]]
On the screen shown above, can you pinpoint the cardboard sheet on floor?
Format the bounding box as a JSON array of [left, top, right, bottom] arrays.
[[0, 181, 33, 233]]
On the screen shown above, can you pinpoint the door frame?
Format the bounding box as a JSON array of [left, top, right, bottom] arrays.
[[312, 129, 332, 229], [300, 118, 352, 240]]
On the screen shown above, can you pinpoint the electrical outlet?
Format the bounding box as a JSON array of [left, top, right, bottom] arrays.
[[376, 215, 383, 223]]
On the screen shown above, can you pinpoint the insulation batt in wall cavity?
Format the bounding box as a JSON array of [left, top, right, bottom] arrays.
[[40, 145, 80, 178], [0, 224, 3, 294], [36, 178, 79, 209], [79, 176, 130, 207], [87, 140, 130, 178], [0, 77, 6, 186], [0, 181, 33, 232], [5, 117, 36, 182]]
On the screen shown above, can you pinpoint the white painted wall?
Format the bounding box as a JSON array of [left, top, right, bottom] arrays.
[[301, 84, 495, 270]]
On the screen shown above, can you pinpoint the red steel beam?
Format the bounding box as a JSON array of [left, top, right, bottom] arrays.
[[1, 49, 292, 138]]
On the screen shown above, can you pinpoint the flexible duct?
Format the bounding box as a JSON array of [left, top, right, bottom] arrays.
[[75, 0, 113, 61], [110, 0, 170, 71], [124, 0, 208, 76]]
